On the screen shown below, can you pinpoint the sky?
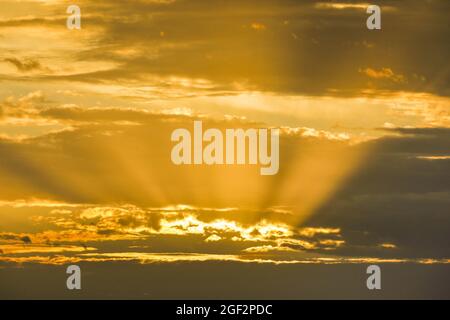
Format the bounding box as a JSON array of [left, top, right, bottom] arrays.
[[0, 0, 449, 299]]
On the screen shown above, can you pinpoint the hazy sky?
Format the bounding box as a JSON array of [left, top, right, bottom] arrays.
[[0, 0, 449, 299]]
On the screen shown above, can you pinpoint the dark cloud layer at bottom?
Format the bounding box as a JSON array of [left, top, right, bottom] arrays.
[[1, 261, 449, 299]]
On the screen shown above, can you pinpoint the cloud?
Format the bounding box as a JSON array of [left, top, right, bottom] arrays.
[[416, 155, 450, 160], [0, 0, 447, 279], [0, 251, 448, 266], [0, 244, 95, 255], [0, 201, 353, 263], [0, 96, 447, 261], [303, 128, 450, 259], [250, 22, 266, 31], [314, 2, 371, 10], [1, 186, 447, 264], [298, 227, 340, 238], [4, 57, 43, 72], [360, 67, 406, 83], [1, 0, 447, 96], [20, 235, 32, 244]]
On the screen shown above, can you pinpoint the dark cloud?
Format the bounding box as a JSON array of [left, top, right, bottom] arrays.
[[20, 235, 32, 244], [1, 261, 449, 299], [304, 127, 450, 258], [0, 233, 32, 244], [4, 57, 43, 72], [11, 0, 447, 96]]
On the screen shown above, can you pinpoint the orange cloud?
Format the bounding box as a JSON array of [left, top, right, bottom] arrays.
[[360, 67, 406, 83]]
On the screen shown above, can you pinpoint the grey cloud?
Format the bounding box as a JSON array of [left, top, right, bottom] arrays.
[[13, 0, 448, 97], [4, 58, 43, 72], [304, 128, 450, 258]]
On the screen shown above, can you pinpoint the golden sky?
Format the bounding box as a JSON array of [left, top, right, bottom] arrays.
[[0, 0, 449, 298]]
